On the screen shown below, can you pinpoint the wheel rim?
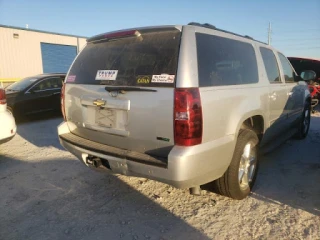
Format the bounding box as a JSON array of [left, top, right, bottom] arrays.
[[303, 109, 310, 134], [238, 143, 257, 190]]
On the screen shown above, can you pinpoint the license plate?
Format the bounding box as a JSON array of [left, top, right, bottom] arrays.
[[95, 109, 116, 128]]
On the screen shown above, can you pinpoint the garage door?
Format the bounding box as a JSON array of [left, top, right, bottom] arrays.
[[41, 43, 77, 73]]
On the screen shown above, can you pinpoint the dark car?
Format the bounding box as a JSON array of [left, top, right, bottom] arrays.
[[289, 57, 320, 111], [288, 57, 320, 82], [5, 73, 65, 118]]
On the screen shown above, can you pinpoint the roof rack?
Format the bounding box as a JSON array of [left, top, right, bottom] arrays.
[[188, 22, 266, 45]]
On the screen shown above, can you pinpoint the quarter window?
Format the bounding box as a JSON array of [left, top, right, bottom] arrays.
[[196, 33, 259, 86]]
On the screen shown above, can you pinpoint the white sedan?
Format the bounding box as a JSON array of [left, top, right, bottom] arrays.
[[0, 88, 16, 144]]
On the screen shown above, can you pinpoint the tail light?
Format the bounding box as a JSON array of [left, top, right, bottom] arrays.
[[0, 89, 6, 105], [61, 84, 66, 120], [174, 88, 203, 146]]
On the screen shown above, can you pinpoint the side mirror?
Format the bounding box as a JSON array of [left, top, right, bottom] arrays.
[[300, 70, 316, 82]]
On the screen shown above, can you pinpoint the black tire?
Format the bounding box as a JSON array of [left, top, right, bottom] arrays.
[[295, 103, 311, 140], [214, 129, 259, 200]]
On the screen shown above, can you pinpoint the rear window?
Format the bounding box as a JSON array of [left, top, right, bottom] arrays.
[[67, 29, 181, 87], [196, 33, 259, 87]]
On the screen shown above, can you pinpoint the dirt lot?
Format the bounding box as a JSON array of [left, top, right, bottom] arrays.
[[0, 113, 319, 240]]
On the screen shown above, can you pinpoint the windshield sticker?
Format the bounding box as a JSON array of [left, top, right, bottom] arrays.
[[151, 74, 175, 83], [66, 75, 76, 82], [95, 70, 118, 81], [136, 75, 151, 84]]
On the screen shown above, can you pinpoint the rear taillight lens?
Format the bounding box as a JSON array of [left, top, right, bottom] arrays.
[[0, 89, 6, 105], [174, 88, 203, 146], [61, 84, 66, 120]]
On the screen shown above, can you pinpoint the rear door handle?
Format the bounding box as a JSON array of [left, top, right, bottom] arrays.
[[52, 92, 61, 95]]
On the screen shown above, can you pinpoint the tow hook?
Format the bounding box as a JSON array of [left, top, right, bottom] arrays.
[[86, 156, 102, 168]]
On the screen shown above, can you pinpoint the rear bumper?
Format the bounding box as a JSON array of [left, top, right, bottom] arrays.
[[58, 121, 236, 189], [0, 110, 16, 143]]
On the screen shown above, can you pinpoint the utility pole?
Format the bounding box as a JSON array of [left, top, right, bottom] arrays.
[[268, 22, 272, 45]]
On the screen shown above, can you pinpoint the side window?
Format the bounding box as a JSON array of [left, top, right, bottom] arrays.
[[278, 53, 295, 83], [260, 47, 281, 83], [54, 77, 63, 88], [196, 33, 259, 87], [31, 77, 62, 91]]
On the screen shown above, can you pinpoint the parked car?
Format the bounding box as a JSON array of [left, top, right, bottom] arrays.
[[5, 73, 65, 118], [0, 88, 16, 144], [58, 23, 311, 200]]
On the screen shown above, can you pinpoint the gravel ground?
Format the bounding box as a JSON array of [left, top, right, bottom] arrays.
[[0, 113, 319, 240]]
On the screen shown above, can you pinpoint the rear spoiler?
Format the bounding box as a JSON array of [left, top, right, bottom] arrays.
[[87, 26, 181, 43]]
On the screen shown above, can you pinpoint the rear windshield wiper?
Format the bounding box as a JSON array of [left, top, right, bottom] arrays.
[[105, 86, 157, 93]]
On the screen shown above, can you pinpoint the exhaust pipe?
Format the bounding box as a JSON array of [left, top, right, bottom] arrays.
[[86, 156, 102, 168]]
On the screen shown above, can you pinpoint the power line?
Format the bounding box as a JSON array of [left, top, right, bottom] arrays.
[[274, 29, 320, 33], [274, 42, 320, 46], [289, 48, 320, 51], [279, 46, 320, 50], [266, 22, 320, 46], [274, 37, 320, 42], [273, 45, 320, 48]]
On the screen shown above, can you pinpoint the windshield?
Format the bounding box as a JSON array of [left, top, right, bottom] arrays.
[[6, 77, 39, 91], [67, 29, 181, 87]]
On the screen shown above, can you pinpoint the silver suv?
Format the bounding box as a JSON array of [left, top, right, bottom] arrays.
[[58, 23, 311, 200]]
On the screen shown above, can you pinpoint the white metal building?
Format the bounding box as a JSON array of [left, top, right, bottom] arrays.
[[0, 24, 87, 85]]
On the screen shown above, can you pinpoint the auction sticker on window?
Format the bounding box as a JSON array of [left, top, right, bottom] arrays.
[[151, 74, 175, 83], [95, 70, 118, 81], [66, 75, 76, 82], [136, 75, 151, 84]]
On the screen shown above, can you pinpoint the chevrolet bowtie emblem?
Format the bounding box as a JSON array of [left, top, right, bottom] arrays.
[[93, 99, 106, 107]]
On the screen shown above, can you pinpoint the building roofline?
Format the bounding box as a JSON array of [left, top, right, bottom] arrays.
[[0, 24, 87, 39]]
